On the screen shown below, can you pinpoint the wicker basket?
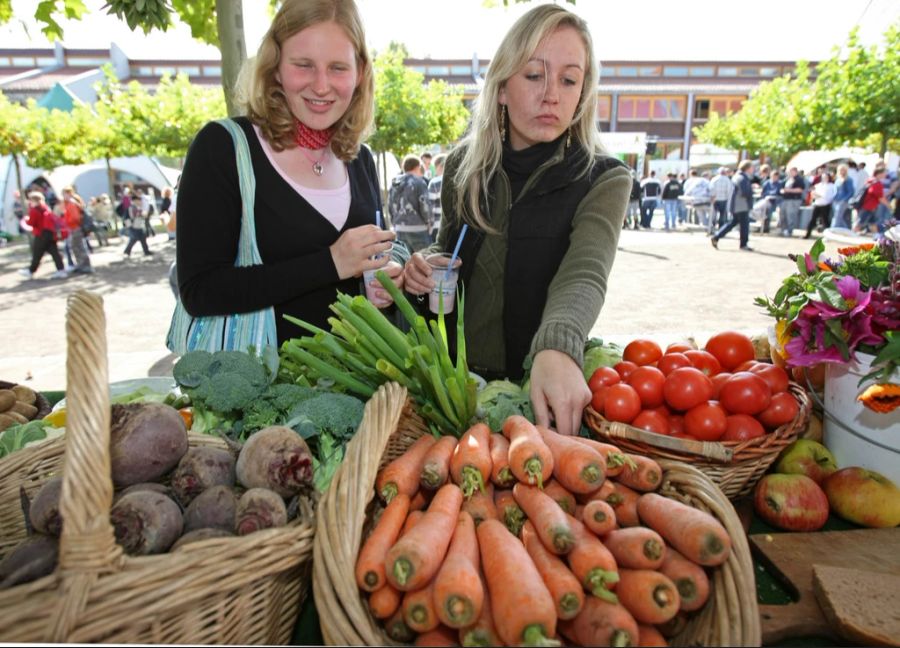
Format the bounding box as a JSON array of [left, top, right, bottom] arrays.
[[313, 382, 761, 646], [0, 291, 316, 643], [0, 380, 52, 421], [584, 382, 811, 499]]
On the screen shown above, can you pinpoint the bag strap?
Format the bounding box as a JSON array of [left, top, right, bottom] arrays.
[[215, 118, 263, 268]]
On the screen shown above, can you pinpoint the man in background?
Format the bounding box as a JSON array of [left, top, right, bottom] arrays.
[[426, 154, 446, 241], [389, 155, 431, 252]]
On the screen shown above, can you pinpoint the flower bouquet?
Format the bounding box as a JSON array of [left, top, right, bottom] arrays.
[[756, 238, 900, 413]]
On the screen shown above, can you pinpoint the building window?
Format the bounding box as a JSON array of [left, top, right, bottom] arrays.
[[409, 66, 426, 74], [68, 57, 107, 67], [597, 95, 611, 121], [426, 65, 449, 75], [718, 66, 738, 77], [202, 66, 221, 77], [695, 99, 710, 119], [0, 57, 9, 66], [618, 96, 685, 121], [450, 65, 470, 75], [37, 57, 57, 66], [12, 57, 36, 67], [663, 66, 688, 77], [616, 66, 638, 77], [154, 66, 176, 76], [649, 141, 684, 160], [759, 66, 780, 77], [739, 67, 759, 77], [639, 66, 660, 77], [135, 66, 154, 76], [480, 64, 490, 74], [689, 66, 715, 77]]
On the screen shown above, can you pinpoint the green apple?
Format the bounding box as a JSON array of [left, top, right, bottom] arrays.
[[774, 439, 838, 484], [823, 467, 900, 528]]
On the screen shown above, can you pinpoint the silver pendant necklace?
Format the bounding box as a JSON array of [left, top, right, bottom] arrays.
[[300, 147, 328, 176]]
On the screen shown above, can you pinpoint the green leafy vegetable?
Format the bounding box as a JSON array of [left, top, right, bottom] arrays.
[[0, 420, 58, 458]]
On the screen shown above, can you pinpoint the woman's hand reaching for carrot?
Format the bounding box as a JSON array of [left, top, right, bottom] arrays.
[[530, 349, 592, 436], [330, 224, 395, 280]]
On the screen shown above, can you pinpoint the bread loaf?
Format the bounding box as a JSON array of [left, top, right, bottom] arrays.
[[812, 564, 900, 647]]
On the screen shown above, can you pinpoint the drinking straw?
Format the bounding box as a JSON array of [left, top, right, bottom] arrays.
[[445, 224, 468, 281], [375, 210, 382, 229]]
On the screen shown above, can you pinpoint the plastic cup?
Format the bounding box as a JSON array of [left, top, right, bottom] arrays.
[[426, 253, 462, 314], [363, 252, 391, 307]]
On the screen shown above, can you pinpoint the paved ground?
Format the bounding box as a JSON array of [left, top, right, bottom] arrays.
[[0, 217, 850, 391]]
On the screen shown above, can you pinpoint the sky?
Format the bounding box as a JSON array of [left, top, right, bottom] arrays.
[[1, 0, 898, 63]]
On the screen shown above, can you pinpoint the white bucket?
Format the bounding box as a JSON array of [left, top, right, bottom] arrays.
[[822, 354, 900, 484]]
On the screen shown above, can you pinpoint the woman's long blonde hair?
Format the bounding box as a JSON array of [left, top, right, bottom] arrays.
[[237, 0, 374, 161], [453, 4, 604, 231]]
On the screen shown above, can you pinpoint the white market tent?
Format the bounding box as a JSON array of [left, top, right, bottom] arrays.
[[785, 148, 892, 173]]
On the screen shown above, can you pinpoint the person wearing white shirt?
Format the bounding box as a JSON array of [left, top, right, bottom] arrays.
[[708, 167, 734, 234], [804, 172, 837, 238], [683, 169, 712, 229]]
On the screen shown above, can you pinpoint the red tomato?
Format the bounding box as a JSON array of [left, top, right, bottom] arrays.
[[668, 414, 685, 435], [683, 401, 728, 441], [791, 364, 826, 391], [647, 404, 672, 417], [718, 372, 771, 415], [590, 386, 609, 414], [722, 414, 766, 441], [626, 366, 666, 408], [657, 352, 692, 376], [632, 410, 670, 435], [757, 392, 800, 428], [614, 361, 639, 381], [750, 364, 790, 394], [683, 350, 722, 377], [603, 384, 642, 423], [710, 372, 733, 399], [623, 339, 663, 366], [704, 331, 756, 372], [663, 367, 714, 411], [588, 366, 621, 392], [666, 341, 696, 354], [734, 360, 761, 372]]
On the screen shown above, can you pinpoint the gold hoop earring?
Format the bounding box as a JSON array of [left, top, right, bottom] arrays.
[[566, 127, 572, 149], [499, 105, 507, 142]]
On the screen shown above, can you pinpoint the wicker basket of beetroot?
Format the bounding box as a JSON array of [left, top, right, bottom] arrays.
[[313, 382, 760, 646]]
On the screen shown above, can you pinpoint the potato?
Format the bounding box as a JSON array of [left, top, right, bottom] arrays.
[[10, 401, 38, 420], [11, 385, 37, 405], [0, 414, 16, 432], [4, 411, 27, 425], [0, 390, 15, 412]]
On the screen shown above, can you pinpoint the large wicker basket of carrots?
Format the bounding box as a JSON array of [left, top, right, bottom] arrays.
[[313, 381, 760, 646], [584, 382, 811, 499], [0, 292, 315, 643]]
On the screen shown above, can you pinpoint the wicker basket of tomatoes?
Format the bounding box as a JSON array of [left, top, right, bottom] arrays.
[[313, 382, 760, 646], [583, 332, 811, 499]]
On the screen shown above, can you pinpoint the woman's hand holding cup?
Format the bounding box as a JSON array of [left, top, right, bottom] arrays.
[[330, 225, 395, 280], [403, 252, 435, 295]]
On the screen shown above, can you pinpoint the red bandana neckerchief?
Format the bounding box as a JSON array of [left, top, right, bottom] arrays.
[[294, 120, 335, 150]]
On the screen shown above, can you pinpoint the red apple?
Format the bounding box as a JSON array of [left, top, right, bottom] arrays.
[[753, 474, 829, 531], [773, 439, 838, 484], [822, 467, 900, 528]]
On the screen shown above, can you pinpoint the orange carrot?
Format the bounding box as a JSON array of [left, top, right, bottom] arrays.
[[636, 493, 732, 567], [410, 490, 430, 511], [513, 483, 574, 554], [384, 608, 415, 643], [570, 436, 633, 477], [401, 510, 424, 537], [566, 513, 620, 602], [494, 489, 525, 537], [377, 435, 437, 502], [402, 580, 440, 633], [502, 415, 554, 488], [356, 494, 410, 592], [543, 479, 576, 515], [603, 527, 667, 570], [476, 519, 558, 647], [489, 433, 515, 488], [462, 482, 498, 526], [450, 423, 493, 498], [616, 568, 680, 624], [638, 623, 669, 647], [537, 425, 606, 494], [657, 611, 689, 638], [369, 584, 401, 619], [577, 479, 616, 505], [606, 481, 641, 527], [522, 520, 585, 620], [561, 597, 639, 647], [574, 504, 585, 521], [458, 575, 502, 648], [421, 435, 458, 490], [414, 625, 459, 647], [617, 454, 663, 492], [659, 547, 710, 612], [582, 499, 618, 536], [433, 511, 484, 628], [386, 484, 464, 591]]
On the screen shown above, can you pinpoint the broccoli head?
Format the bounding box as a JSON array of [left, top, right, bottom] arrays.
[[240, 383, 318, 436], [287, 392, 365, 440], [173, 350, 214, 388], [173, 349, 272, 415]]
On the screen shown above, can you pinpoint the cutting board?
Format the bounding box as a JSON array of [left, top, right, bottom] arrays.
[[750, 528, 900, 644]]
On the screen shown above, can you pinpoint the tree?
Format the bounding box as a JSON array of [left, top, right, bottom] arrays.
[[0, 94, 47, 202], [693, 64, 815, 166], [0, 0, 277, 116], [807, 24, 900, 157], [369, 48, 469, 185]]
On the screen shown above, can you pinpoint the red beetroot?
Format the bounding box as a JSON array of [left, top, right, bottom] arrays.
[[236, 426, 313, 497], [109, 403, 188, 487], [171, 446, 236, 506], [235, 488, 288, 536]]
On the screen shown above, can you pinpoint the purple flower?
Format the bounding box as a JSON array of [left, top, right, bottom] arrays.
[[809, 276, 872, 320], [803, 253, 816, 274]]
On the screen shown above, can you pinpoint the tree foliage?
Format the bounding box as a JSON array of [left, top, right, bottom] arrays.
[[369, 49, 469, 158]]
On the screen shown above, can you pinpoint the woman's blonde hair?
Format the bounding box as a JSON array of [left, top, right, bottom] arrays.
[[237, 0, 374, 161], [453, 4, 604, 231]]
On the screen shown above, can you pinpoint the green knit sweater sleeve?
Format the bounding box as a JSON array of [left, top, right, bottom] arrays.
[[530, 163, 632, 366]]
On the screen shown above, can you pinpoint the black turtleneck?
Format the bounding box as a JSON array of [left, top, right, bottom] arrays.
[[501, 134, 566, 201]]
